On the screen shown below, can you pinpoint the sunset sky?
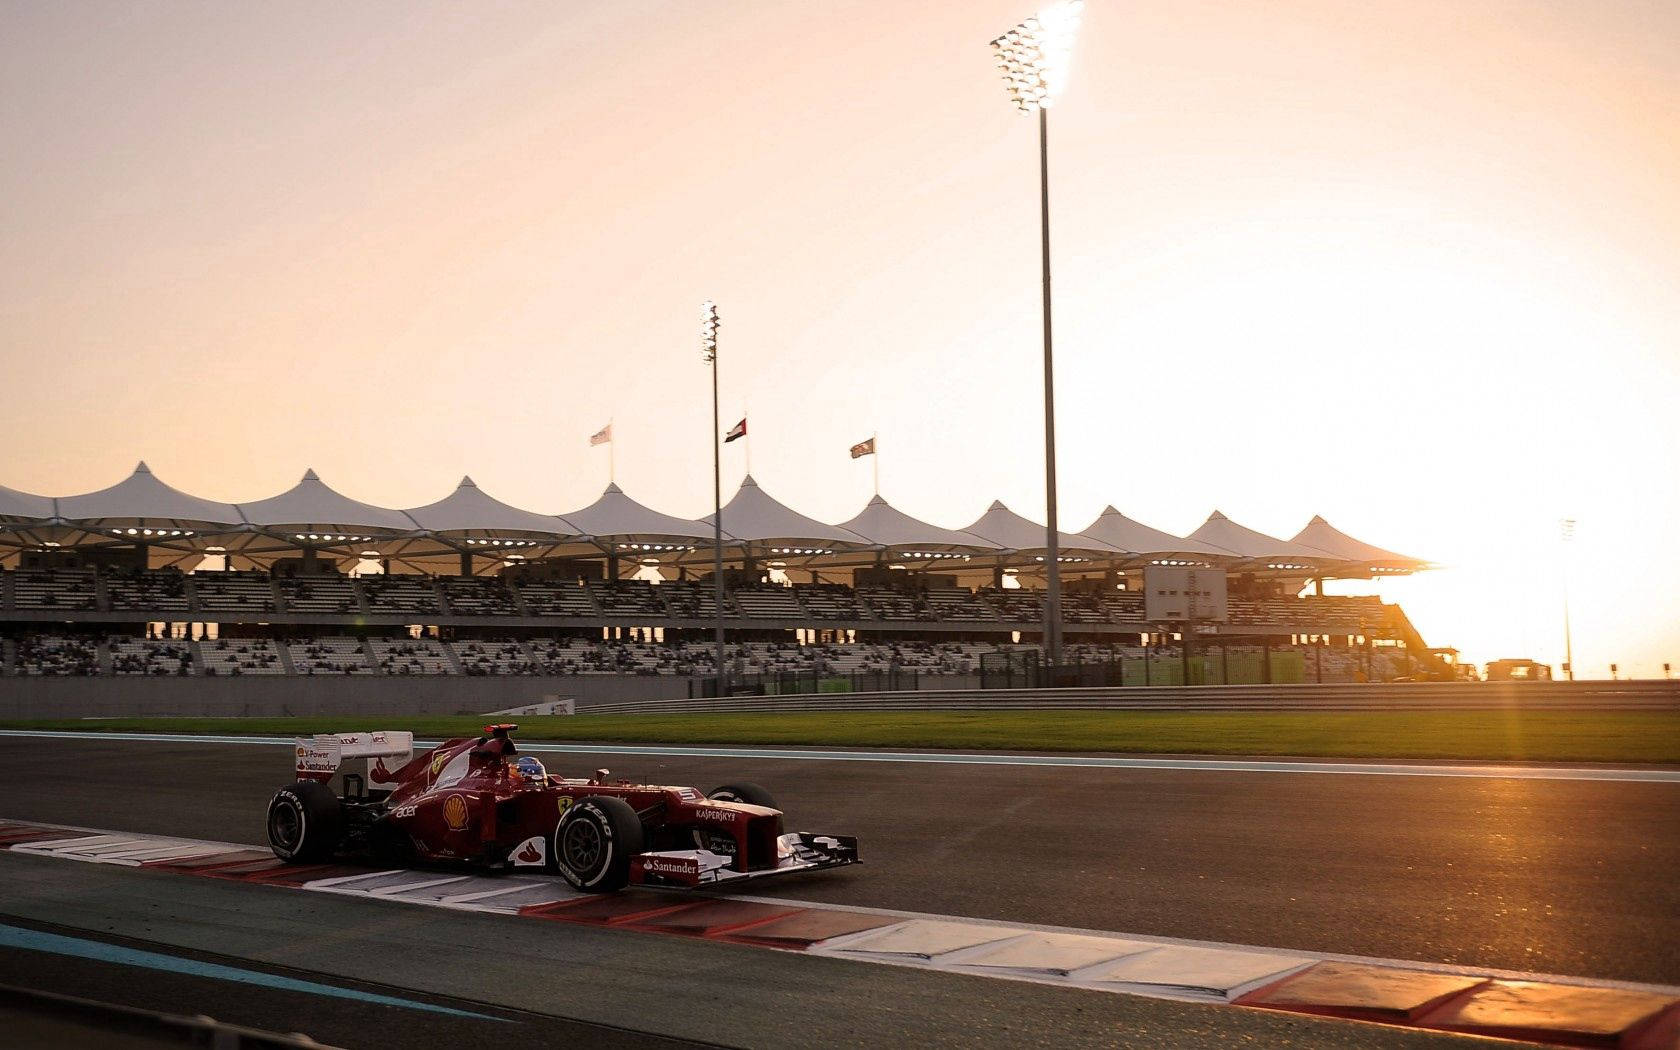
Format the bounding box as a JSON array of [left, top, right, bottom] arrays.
[[2, 1, 1676, 677]]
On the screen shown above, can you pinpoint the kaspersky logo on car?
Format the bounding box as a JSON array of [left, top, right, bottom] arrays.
[[695, 808, 735, 823]]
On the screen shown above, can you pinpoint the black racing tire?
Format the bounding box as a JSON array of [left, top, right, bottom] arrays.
[[706, 782, 779, 811], [267, 780, 342, 863], [552, 796, 643, 893]]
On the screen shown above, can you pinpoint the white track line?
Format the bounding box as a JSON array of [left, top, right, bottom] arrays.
[[1, 729, 1674, 783]]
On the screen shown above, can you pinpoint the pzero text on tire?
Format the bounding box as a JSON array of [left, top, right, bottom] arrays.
[[267, 780, 342, 863], [552, 795, 644, 893]]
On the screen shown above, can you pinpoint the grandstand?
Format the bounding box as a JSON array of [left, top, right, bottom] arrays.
[[0, 464, 1446, 690]]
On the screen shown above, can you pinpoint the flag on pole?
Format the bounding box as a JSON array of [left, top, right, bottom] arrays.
[[849, 437, 876, 459], [589, 423, 613, 446], [724, 418, 747, 443]]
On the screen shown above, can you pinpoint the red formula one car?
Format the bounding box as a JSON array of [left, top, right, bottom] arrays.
[[266, 724, 858, 892]]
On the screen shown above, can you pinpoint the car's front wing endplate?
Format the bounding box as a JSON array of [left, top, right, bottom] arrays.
[[629, 832, 860, 888]]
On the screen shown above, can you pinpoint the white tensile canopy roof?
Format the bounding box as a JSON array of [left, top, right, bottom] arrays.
[[1292, 515, 1428, 573], [239, 469, 416, 534], [561, 483, 726, 547], [838, 495, 1001, 571], [0, 482, 55, 524], [57, 461, 244, 529], [405, 477, 580, 539], [839, 495, 1002, 556], [699, 475, 872, 555], [1075, 506, 1232, 564], [1187, 510, 1335, 566], [960, 500, 1121, 560]]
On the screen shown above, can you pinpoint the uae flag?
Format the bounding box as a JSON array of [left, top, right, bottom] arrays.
[[589, 423, 612, 446], [849, 437, 875, 459], [724, 418, 747, 443]]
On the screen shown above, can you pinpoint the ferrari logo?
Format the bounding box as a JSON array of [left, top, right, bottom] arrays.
[[442, 794, 469, 831], [430, 752, 447, 778], [557, 796, 573, 815]]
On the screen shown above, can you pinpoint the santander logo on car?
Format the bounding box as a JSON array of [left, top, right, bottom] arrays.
[[642, 856, 700, 877]]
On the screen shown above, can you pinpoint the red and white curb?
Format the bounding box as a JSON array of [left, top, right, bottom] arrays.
[[4, 818, 1678, 1048]]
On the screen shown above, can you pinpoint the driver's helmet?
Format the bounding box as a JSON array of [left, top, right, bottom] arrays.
[[512, 756, 547, 785]]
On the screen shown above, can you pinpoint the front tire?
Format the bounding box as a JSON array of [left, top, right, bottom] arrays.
[[552, 796, 643, 893], [707, 782, 778, 810], [267, 780, 342, 863]]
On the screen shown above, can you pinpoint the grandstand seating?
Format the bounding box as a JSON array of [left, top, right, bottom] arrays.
[[200, 638, 284, 676], [1101, 592, 1146, 624], [922, 588, 998, 622], [108, 637, 194, 676], [11, 570, 97, 612], [796, 584, 870, 621], [195, 571, 277, 615], [590, 580, 666, 618], [105, 568, 189, 613], [516, 581, 596, 617], [14, 635, 99, 675], [368, 636, 453, 675], [732, 584, 803, 619], [1061, 592, 1109, 625], [0, 629, 1415, 682], [362, 576, 442, 616], [452, 639, 533, 676], [657, 581, 727, 619], [856, 587, 921, 622], [440, 576, 520, 617], [279, 577, 360, 616], [981, 588, 1042, 622], [289, 636, 372, 675]]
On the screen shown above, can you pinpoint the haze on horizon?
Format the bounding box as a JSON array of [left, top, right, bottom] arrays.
[[2, 1, 1677, 678]]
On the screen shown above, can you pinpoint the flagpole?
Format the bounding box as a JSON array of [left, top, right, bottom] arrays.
[[872, 431, 880, 497], [743, 406, 752, 476], [608, 416, 616, 484]]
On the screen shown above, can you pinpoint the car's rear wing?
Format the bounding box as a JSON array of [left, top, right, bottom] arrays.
[[294, 731, 415, 784]]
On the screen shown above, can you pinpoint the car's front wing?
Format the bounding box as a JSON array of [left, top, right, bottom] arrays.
[[629, 832, 859, 889]]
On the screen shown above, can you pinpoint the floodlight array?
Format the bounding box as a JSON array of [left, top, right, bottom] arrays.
[[990, 0, 1084, 112], [107, 528, 195, 538], [700, 300, 720, 363]]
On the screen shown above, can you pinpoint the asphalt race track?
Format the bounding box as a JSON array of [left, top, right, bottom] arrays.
[[1, 736, 1675, 986]]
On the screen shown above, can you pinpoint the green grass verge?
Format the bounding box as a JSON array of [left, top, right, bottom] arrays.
[[2, 710, 1677, 764]]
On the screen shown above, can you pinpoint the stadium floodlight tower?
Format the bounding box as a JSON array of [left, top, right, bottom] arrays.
[[990, 0, 1084, 672], [701, 300, 728, 694]]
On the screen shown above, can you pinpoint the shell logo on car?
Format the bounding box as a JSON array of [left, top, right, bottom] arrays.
[[442, 794, 469, 831]]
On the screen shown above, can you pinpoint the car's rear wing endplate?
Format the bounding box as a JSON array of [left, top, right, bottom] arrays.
[[294, 731, 415, 782]]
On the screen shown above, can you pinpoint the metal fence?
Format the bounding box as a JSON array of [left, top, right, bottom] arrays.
[[690, 669, 921, 699], [591, 679, 1680, 716]]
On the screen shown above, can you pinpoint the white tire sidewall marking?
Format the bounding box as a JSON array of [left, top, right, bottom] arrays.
[[555, 801, 616, 890]]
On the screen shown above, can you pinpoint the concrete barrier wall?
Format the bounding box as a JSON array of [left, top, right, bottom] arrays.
[[0, 674, 700, 719], [588, 679, 1680, 715], [1, 676, 1674, 720]]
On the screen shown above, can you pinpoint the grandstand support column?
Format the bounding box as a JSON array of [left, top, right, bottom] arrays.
[[459, 551, 471, 577], [1037, 103, 1064, 674]]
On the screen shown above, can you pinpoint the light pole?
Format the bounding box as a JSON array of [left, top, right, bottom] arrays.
[[701, 301, 728, 695], [1560, 518, 1575, 681], [991, 0, 1084, 673]]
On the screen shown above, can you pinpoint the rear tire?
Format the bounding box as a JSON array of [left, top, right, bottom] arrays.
[[706, 782, 778, 810], [552, 796, 643, 893], [267, 780, 341, 863]]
